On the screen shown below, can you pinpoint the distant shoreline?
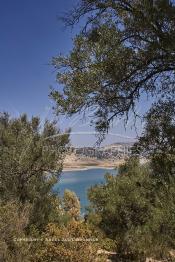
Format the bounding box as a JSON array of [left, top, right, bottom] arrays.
[[62, 166, 116, 172], [62, 157, 147, 172], [62, 153, 125, 172]]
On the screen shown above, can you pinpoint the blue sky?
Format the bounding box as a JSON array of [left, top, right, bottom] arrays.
[[0, 0, 151, 146], [0, 0, 76, 115]]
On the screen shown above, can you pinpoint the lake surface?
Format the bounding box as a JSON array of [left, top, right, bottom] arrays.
[[53, 168, 117, 212]]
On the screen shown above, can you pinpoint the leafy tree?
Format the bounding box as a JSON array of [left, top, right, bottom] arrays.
[[86, 97, 175, 260], [87, 159, 175, 261], [0, 113, 69, 229], [88, 159, 152, 260], [133, 100, 175, 178], [51, 0, 175, 140], [63, 189, 81, 220]]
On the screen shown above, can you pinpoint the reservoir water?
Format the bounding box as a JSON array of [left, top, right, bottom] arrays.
[[53, 168, 117, 212]]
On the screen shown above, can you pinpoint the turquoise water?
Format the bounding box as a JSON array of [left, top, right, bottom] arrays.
[[53, 168, 117, 212]]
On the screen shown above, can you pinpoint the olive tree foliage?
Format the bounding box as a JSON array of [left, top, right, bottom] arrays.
[[36, 221, 105, 262], [86, 99, 175, 260], [51, 0, 175, 141], [0, 201, 32, 262], [0, 113, 69, 228], [87, 159, 175, 261], [133, 99, 175, 178], [63, 189, 81, 220]]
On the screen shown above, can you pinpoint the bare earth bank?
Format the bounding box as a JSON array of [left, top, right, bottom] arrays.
[[63, 153, 125, 171]]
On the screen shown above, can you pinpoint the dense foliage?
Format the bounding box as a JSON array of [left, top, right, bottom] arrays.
[[63, 189, 81, 220], [0, 113, 69, 229], [86, 101, 175, 261], [36, 220, 104, 262], [0, 114, 69, 261], [0, 201, 32, 261], [0, 114, 106, 262], [134, 100, 175, 178], [51, 0, 175, 140], [88, 159, 175, 261]]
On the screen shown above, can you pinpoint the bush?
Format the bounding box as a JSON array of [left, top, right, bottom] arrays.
[[36, 220, 106, 262], [87, 159, 175, 260]]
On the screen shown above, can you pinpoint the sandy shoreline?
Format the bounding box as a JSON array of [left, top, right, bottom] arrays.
[[62, 166, 116, 172], [63, 154, 125, 172]]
